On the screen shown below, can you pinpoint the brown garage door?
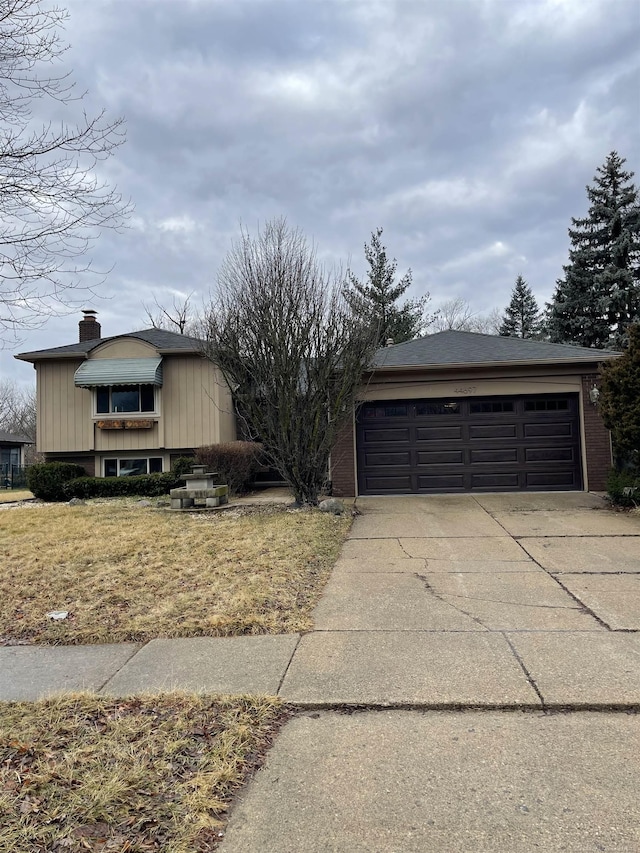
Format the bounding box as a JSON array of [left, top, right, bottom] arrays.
[[356, 394, 582, 494]]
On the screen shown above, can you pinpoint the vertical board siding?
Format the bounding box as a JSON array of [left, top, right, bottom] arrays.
[[36, 352, 237, 456], [163, 356, 235, 449], [37, 361, 92, 453]]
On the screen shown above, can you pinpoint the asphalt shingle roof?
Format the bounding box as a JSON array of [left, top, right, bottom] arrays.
[[0, 430, 33, 444], [16, 328, 202, 361], [371, 330, 620, 369]]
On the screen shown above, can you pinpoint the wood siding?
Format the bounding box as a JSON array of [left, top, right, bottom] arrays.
[[90, 339, 157, 358], [37, 360, 93, 453], [162, 356, 235, 448], [36, 349, 236, 455]]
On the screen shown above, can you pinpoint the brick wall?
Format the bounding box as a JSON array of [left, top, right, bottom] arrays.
[[44, 453, 95, 477], [581, 373, 612, 491], [331, 414, 357, 497]]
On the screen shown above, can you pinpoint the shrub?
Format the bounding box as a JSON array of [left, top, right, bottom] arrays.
[[27, 462, 86, 501], [64, 472, 179, 500], [171, 456, 195, 480], [606, 468, 640, 508], [195, 442, 263, 495]]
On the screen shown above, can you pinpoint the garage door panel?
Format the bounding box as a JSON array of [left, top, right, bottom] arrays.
[[470, 448, 518, 464], [357, 394, 582, 494], [416, 426, 463, 441], [364, 451, 412, 467], [525, 447, 576, 463], [363, 475, 413, 493], [469, 424, 518, 439], [417, 450, 464, 465], [471, 472, 520, 489], [362, 427, 411, 443], [524, 422, 573, 438], [418, 474, 466, 490], [526, 471, 579, 488]]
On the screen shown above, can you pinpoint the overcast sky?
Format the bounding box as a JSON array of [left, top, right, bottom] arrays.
[[3, 0, 639, 386]]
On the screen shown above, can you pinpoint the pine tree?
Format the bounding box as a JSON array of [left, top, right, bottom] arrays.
[[345, 228, 432, 346], [548, 151, 640, 349], [599, 324, 640, 470], [499, 275, 543, 338]]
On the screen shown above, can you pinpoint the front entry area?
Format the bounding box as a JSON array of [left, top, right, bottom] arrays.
[[356, 393, 582, 494]]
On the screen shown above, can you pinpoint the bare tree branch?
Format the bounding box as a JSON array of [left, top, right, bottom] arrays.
[[431, 297, 502, 334], [202, 218, 378, 505], [0, 0, 132, 343], [0, 377, 35, 437], [142, 292, 195, 335]]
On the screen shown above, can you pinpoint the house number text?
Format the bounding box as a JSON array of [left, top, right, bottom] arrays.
[[454, 386, 477, 395]]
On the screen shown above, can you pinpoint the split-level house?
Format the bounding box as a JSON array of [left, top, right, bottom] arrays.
[[17, 313, 618, 494], [15, 311, 235, 478]]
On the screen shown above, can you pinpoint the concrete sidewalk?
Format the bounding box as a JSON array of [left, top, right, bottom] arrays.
[[3, 492, 640, 851]]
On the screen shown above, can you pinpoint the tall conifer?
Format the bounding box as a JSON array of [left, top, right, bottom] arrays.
[[548, 151, 640, 348], [499, 275, 543, 338]]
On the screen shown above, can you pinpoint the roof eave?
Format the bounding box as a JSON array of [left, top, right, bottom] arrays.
[[15, 351, 91, 363], [369, 354, 620, 372]]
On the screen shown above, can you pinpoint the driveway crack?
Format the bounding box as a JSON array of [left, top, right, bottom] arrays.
[[414, 573, 489, 630], [487, 512, 612, 631], [427, 591, 583, 611], [503, 632, 546, 710]]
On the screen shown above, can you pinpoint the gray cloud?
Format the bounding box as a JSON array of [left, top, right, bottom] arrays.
[[3, 0, 639, 384]]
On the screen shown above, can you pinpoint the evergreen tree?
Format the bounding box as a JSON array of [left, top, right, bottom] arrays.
[[499, 275, 543, 338], [345, 228, 432, 346], [599, 324, 640, 470], [548, 151, 640, 349]]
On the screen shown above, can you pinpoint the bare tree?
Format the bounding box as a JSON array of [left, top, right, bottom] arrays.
[[143, 292, 195, 335], [202, 219, 378, 505], [432, 298, 501, 334], [0, 0, 131, 342], [0, 379, 35, 439]]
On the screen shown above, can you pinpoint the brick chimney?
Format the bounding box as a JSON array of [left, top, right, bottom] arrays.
[[79, 310, 101, 342]]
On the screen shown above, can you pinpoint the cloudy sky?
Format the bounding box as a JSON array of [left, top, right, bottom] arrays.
[[3, 0, 639, 386]]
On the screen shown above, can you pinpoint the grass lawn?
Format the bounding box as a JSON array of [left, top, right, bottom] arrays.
[[0, 692, 286, 852], [0, 489, 33, 503], [0, 500, 351, 644]]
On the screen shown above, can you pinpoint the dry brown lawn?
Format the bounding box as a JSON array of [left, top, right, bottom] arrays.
[[0, 500, 351, 644], [0, 692, 286, 852], [0, 489, 33, 503]]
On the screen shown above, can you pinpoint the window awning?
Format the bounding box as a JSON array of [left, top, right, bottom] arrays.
[[74, 358, 163, 387]]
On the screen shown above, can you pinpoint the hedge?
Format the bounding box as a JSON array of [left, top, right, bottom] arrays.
[[27, 462, 86, 501], [195, 442, 263, 495], [64, 472, 181, 499]]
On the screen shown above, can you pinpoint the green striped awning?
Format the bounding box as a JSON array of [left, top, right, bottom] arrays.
[[74, 358, 163, 387]]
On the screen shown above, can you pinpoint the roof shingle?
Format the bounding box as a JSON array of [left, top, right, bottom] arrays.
[[371, 330, 620, 369], [16, 328, 202, 362]]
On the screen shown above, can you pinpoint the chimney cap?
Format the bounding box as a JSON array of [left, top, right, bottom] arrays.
[[82, 309, 98, 318]]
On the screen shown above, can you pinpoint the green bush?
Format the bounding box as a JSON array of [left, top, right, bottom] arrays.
[[64, 472, 179, 500], [171, 456, 195, 480], [27, 462, 86, 501], [195, 442, 263, 495], [606, 468, 640, 508]]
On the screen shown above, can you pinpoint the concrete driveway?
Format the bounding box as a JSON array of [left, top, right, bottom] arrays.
[[278, 491, 640, 707], [219, 493, 640, 853]]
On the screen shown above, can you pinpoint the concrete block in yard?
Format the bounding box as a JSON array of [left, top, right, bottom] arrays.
[[319, 498, 345, 515], [206, 497, 220, 507], [170, 498, 182, 510]]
